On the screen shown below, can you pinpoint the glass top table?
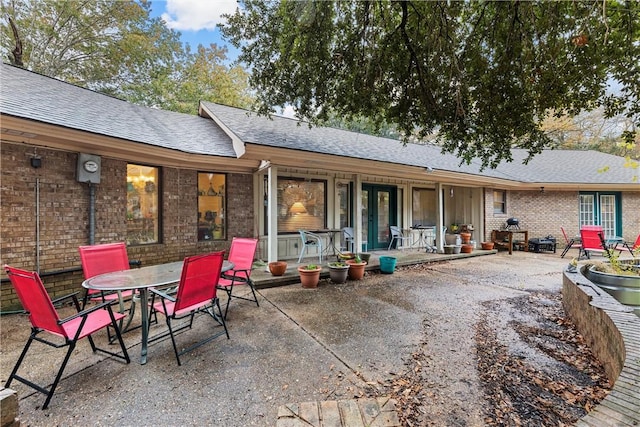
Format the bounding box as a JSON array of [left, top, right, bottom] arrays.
[[83, 260, 234, 364]]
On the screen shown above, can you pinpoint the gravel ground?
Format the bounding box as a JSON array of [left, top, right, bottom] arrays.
[[0, 252, 611, 426]]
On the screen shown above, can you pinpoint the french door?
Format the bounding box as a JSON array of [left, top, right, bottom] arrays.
[[362, 184, 398, 250], [579, 192, 621, 238]]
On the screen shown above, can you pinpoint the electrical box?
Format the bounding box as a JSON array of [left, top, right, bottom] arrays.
[[76, 153, 101, 184]]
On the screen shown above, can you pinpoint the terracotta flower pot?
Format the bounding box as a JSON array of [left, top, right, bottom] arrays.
[[461, 244, 474, 253], [460, 232, 472, 244], [268, 261, 287, 276], [481, 242, 495, 250], [346, 260, 367, 280], [298, 266, 321, 288]]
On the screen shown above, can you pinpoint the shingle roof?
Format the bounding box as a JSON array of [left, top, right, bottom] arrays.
[[0, 63, 236, 157], [202, 102, 638, 185], [1, 63, 635, 185]]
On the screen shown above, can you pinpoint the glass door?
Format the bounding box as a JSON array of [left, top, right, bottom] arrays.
[[362, 184, 397, 250], [579, 192, 621, 238]]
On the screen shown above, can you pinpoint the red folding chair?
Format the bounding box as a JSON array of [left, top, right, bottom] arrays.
[[622, 234, 640, 256], [216, 237, 259, 319], [149, 251, 229, 365], [560, 227, 582, 258], [79, 242, 137, 334], [579, 228, 607, 260], [3, 265, 130, 409]]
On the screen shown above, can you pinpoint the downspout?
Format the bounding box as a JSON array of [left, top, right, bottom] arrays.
[[35, 177, 40, 272], [88, 183, 95, 244]]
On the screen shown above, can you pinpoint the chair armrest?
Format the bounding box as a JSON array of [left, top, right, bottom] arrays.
[[149, 287, 176, 302], [58, 300, 113, 324], [51, 292, 80, 306]]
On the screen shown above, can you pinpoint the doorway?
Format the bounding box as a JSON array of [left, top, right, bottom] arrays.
[[362, 184, 397, 250]]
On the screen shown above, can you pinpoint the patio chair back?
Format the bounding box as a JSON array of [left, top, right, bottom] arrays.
[[227, 237, 258, 274], [174, 251, 224, 316], [6, 266, 66, 336], [217, 237, 259, 318], [297, 230, 323, 263], [579, 228, 606, 259], [79, 242, 130, 277], [79, 242, 136, 336], [79, 242, 130, 296]]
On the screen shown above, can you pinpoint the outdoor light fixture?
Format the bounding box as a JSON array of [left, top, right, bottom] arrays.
[[289, 202, 307, 215], [425, 166, 434, 173], [450, 188, 454, 198], [30, 156, 42, 169]]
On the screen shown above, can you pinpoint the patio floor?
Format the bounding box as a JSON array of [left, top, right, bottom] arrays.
[[2, 248, 578, 426]]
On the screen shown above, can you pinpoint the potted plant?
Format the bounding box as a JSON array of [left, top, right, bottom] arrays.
[[268, 261, 288, 276], [328, 261, 349, 284], [445, 224, 461, 246], [298, 264, 322, 288], [346, 255, 367, 280]]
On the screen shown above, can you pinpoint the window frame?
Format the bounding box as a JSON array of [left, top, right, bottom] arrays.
[[126, 163, 161, 245], [493, 190, 507, 214], [197, 172, 227, 242], [276, 177, 327, 234]]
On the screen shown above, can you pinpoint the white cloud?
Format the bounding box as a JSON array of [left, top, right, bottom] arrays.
[[161, 0, 238, 31]]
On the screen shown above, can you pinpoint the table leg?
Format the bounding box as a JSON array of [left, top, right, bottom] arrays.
[[139, 287, 149, 365], [508, 233, 513, 255]]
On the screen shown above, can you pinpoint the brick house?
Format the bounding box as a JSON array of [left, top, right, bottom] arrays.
[[2, 63, 638, 309]]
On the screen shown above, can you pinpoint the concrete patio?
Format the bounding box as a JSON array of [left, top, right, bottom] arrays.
[[0, 249, 616, 426]]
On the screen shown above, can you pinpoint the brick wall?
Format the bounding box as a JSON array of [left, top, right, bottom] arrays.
[[1, 142, 254, 310], [484, 189, 639, 243]]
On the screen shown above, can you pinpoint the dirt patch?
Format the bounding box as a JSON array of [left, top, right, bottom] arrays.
[[361, 266, 611, 426]]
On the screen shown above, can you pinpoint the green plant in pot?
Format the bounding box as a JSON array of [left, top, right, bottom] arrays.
[[328, 261, 349, 284], [346, 255, 367, 280], [298, 264, 322, 288]]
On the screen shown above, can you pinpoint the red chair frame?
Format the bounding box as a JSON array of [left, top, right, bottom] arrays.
[[622, 234, 640, 256], [149, 251, 229, 365], [3, 265, 130, 409], [560, 227, 582, 258], [217, 237, 259, 319]]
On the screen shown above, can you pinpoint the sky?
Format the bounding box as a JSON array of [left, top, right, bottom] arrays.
[[149, 0, 240, 60]]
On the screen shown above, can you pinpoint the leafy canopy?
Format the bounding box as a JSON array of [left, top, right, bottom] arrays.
[[0, 0, 253, 114], [221, 0, 640, 169]]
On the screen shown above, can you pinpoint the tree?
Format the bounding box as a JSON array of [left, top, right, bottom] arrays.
[[1, 0, 183, 92], [0, 0, 253, 113], [157, 43, 253, 115], [220, 0, 640, 169]]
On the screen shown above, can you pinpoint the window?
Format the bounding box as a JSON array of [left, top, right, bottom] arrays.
[[277, 178, 326, 233], [493, 190, 506, 214], [197, 172, 226, 241], [126, 164, 159, 245], [412, 188, 436, 226]]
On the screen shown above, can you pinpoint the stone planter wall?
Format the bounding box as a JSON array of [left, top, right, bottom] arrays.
[[562, 268, 640, 426]]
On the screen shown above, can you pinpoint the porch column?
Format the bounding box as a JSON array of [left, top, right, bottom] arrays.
[[267, 166, 278, 263], [354, 174, 363, 253], [435, 182, 444, 252]]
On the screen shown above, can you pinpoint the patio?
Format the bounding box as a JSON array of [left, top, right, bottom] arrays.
[[0, 249, 615, 425]]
